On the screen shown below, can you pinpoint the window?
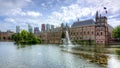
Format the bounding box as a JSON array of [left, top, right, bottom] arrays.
[[80, 32, 82, 34], [88, 31, 89, 34], [97, 32, 99, 35], [84, 31, 86, 35], [76, 32, 78, 35], [101, 32, 103, 35], [92, 32, 94, 35]]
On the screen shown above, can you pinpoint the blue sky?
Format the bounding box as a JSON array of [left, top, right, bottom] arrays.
[[0, 0, 120, 32]]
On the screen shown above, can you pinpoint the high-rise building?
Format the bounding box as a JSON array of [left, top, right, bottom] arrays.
[[34, 27, 40, 34], [16, 26, 20, 33], [46, 24, 50, 31], [41, 24, 45, 32], [28, 24, 32, 33], [51, 25, 54, 29]]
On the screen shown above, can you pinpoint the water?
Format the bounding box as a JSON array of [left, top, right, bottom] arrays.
[[107, 54, 120, 68], [66, 31, 72, 45], [0, 42, 104, 68]]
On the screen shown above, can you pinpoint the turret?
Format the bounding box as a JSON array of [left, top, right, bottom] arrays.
[[95, 11, 99, 21]]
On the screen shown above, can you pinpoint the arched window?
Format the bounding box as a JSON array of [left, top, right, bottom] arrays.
[[88, 31, 89, 35], [101, 32, 103, 35]]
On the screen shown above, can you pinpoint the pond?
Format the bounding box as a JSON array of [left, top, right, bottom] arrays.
[[0, 42, 120, 68]]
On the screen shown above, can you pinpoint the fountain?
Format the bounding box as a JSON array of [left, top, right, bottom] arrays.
[[60, 29, 75, 52], [60, 30, 73, 47], [66, 30, 73, 46], [60, 23, 76, 51]]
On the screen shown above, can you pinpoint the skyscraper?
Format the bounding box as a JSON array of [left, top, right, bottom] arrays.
[[51, 25, 54, 29], [41, 24, 45, 32], [34, 27, 40, 34], [28, 24, 32, 33], [16, 26, 20, 33], [46, 24, 50, 31]]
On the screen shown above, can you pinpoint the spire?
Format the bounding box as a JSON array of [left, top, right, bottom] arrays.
[[78, 18, 79, 22], [96, 11, 99, 19], [100, 14, 101, 18]]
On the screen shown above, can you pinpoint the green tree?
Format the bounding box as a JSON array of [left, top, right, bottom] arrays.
[[113, 25, 120, 38], [12, 33, 21, 42], [12, 30, 41, 44], [61, 32, 65, 38], [21, 30, 28, 40]]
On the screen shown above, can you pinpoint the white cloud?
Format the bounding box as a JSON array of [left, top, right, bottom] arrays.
[[0, 0, 32, 15], [108, 19, 120, 27], [0, 0, 120, 32], [27, 11, 42, 17], [49, 4, 96, 24], [41, 3, 46, 7], [0, 8, 43, 32], [4, 18, 16, 23], [47, 0, 120, 27], [6, 8, 42, 17], [6, 8, 26, 16]]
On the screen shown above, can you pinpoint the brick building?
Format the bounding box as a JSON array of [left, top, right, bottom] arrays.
[[37, 11, 113, 45], [0, 31, 14, 41], [38, 26, 64, 44], [70, 11, 113, 45]]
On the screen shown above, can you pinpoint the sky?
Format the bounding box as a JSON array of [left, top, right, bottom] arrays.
[[0, 0, 120, 32]]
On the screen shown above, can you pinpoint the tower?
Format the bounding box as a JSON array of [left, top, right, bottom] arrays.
[[34, 27, 39, 34], [16, 26, 20, 33], [95, 11, 99, 21], [41, 24, 45, 32], [28, 24, 32, 33], [95, 11, 108, 45], [46, 24, 50, 32]]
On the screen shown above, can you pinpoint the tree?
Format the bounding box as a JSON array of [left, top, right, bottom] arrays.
[[112, 25, 120, 38], [21, 30, 28, 40], [12, 30, 41, 44], [61, 32, 65, 38], [12, 33, 21, 42]]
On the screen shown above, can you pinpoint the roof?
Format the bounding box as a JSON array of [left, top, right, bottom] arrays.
[[107, 24, 113, 29], [71, 19, 95, 27]]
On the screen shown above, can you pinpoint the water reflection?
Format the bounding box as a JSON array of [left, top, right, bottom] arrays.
[[0, 42, 120, 68], [0, 42, 104, 68], [16, 44, 32, 49]]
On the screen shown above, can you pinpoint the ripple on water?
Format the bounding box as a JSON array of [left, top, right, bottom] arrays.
[[0, 42, 107, 68]]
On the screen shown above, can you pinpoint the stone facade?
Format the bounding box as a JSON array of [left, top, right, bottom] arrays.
[[0, 31, 14, 41]]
